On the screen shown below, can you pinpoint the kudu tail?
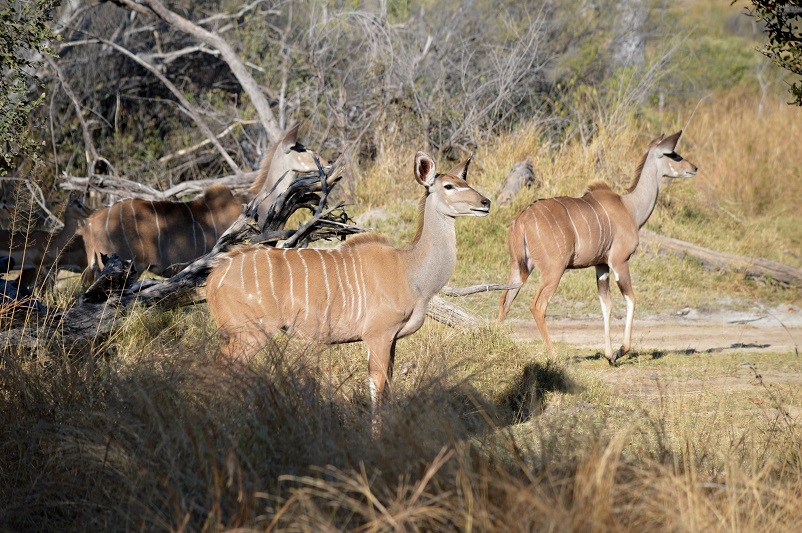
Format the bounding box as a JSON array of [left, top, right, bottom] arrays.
[[498, 217, 530, 321]]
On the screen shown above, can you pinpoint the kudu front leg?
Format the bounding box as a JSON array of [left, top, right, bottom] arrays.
[[364, 334, 397, 412], [595, 265, 615, 364]]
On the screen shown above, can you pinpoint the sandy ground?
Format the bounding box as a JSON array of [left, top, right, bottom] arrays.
[[507, 303, 802, 355]]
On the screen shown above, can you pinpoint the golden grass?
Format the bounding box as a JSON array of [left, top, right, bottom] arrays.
[[3, 311, 801, 531]]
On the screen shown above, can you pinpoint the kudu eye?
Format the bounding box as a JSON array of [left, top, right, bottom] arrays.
[[290, 142, 306, 152], [444, 183, 454, 191]]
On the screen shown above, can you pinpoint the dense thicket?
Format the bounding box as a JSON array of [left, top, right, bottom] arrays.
[[4, 0, 697, 191]]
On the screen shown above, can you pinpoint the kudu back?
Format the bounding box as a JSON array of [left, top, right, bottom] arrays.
[[498, 131, 698, 364], [82, 126, 326, 283], [206, 151, 491, 409]]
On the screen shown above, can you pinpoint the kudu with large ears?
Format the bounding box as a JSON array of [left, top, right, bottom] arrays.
[[249, 124, 330, 220], [207, 151, 490, 411], [499, 131, 698, 364], [81, 126, 328, 284]]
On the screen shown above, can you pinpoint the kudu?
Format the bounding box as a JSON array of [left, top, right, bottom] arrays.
[[0, 192, 93, 287], [81, 125, 326, 283], [498, 131, 698, 364], [206, 152, 491, 409]]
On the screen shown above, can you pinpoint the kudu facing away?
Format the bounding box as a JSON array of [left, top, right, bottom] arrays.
[[81, 126, 326, 284], [498, 131, 698, 364], [207, 152, 491, 409], [1, 192, 93, 287]]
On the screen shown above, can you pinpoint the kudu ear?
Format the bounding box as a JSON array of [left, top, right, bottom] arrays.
[[414, 151, 437, 188], [281, 124, 301, 154], [656, 130, 682, 157], [445, 153, 473, 181]]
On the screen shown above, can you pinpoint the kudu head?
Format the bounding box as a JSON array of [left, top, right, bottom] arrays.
[[65, 192, 92, 221], [274, 124, 328, 176], [250, 124, 331, 197], [414, 152, 491, 218], [651, 131, 698, 179]]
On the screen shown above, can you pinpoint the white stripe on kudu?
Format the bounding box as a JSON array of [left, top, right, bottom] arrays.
[[499, 131, 697, 365], [206, 151, 491, 419]]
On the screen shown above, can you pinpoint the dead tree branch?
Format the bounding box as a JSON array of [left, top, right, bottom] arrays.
[[640, 229, 802, 287], [87, 35, 242, 176], [496, 159, 537, 206], [109, 0, 282, 144]]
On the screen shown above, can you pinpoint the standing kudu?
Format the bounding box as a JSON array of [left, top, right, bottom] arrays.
[[81, 125, 326, 283], [498, 131, 698, 364], [207, 152, 491, 410], [0, 192, 93, 287]]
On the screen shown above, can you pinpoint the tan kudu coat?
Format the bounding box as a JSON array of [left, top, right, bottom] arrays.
[[207, 152, 491, 409], [499, 131, 698, 364]]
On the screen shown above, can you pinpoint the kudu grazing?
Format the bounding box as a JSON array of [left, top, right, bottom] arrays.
[[206, 152, 491, 409], [81, 125, 326, 283], [498, 131, 698, 364], [1, 192, 93, 287]]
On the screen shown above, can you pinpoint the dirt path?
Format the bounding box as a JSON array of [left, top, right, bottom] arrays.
[[507, 303, 802, 355]]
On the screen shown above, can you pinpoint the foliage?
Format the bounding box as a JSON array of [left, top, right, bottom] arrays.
[[744, 0, 802, 104], [0, 0, 60, 173]]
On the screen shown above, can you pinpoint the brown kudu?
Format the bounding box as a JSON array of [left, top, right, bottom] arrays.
[[498, 131, 698, 364], [0, 192, 93, 287], [206, 152, 491, 410], [81, 125, 326, 283]]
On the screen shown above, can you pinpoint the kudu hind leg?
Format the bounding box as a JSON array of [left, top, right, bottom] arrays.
[[530, 272, 562, 361], [595, 265, 615, 364], [611, 261, 635, 364]]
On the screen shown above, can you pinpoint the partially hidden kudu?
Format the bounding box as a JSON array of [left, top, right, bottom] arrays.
[[81, 125, 326, 284], [1, 192, 93, 287], [498, 131, 698, 364], [206, 152, 491, 409]]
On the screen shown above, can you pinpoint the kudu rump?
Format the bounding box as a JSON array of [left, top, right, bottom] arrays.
[[81, 125, 325, 283], [207, 152, 491, 408], [1, 192, 93, 286], [499, 131, 698, 364]]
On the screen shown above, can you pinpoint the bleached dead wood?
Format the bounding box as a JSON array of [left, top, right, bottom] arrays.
[[497, 159, 537, 206], [640, 229, 802, 287], [60, 172, 258, 201]]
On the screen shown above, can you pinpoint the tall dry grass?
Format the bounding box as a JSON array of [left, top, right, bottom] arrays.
[[3, 309, 802, 531]]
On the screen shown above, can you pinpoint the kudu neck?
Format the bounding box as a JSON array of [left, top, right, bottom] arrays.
[[53, 210, 81, 248], [403, 193, 458, 298], [622, 152, 662, 229]]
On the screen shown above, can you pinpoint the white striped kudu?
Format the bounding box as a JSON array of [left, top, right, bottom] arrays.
[[81, 125, 326, 283], [1, 192, 93, 287], [498, 131, 698, 364], [206, 152, 491, 409]]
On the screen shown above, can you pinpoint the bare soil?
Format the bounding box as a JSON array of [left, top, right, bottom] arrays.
[[508, 303, 802, 355]]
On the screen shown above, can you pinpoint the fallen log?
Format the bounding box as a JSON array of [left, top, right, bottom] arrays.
[[60, 171, 258, 201], [640, 229, 802, 287]]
